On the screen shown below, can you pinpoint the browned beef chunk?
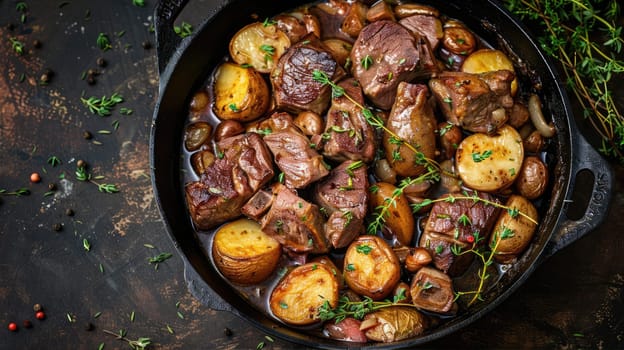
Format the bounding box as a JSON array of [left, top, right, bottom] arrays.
[[419, 191, 500, 274], [399, 15, 444, 50], [241, 189, 274, 221], [383, 82, 437, 178], [274, 14, 313, 44], [263, 114, 329, 189], [314, 160, 369, 248], [185, 133, 274, 230], [410, 266, 455, 313], [260, 183, 329, 253], [322, 78, 376, 163], [429, 70, 515, 133], [271, 36, 345, 115], [350, 20, 438, 110]]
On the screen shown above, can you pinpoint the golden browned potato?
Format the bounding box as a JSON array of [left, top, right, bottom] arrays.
[[455, 125, 524, 192], [229, 22, 290, 73], [212, 218, 281, 285], [515, 156, 549, 199], [461, 49, 518, 96], [214, 120, 245, 142], [184, 122, 212, 151], [269, 262, 340, 325], [343, 235, 401, 300], [369, 182, 414, 245], [213, 62, 270, 122], [490, 195, 538, 263], [361, 307, 428, 342]]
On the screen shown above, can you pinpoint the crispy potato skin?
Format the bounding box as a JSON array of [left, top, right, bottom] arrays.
[[455, 125, 524, 192], [270, 262, 340, 325], [213, 62, 270, 122], [229, 22, 290, 73], [212, 219, 281, 285], [490, 195, 538, 263], [369, 182, 414, 245], [343, 235, 401, 300]]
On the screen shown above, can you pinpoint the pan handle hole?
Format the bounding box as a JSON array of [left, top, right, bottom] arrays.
[[566, 168, 594, 221]]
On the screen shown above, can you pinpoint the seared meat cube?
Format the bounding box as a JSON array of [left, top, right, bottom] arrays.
[[383, 82, 437, 178], [350, 20, 438, 110], [429, 70, 515, 133], [271, 35, 345, 115], [419, 191, 500, 274], [399, 14, 444, 50], [263, 115, 329, 189], [241, 189, 274, 221], [185, 133, 274, 230], [314, 160, 369, 248], [322, 78, 377, 163], [260, 183, 329, 254]]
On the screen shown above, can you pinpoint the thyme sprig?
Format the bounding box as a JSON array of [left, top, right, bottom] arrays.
[[81, 93, 124, 116], [96, 33, 112, 51], [452, 226, 514, 306], [102, 329, 151, 350], [10, 37, 24, 55], [505, 0, 624, 162], [412, 193, 538, 225], [173, 22, 193, 38], [318, 291, 417, 323], [75, 165, 119, 193], [0, 188, 30, 196]]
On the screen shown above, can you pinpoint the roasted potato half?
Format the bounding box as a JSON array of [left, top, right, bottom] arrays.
[[455, 125, 524, 192], [361, 307, 428, 343], [490, 194, 538, 263], [270, 262, 340, 325], [212, 218, 281, 285], [229, 22, 290, 73], [461, 49, 518, 96], [343, 235, 401, 300], [213, 62, 270, 122], [369, 182, 414, 245]]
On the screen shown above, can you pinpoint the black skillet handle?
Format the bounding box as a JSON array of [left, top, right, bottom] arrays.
[[154, 0, 190, 75], [183, 258, 238, 314], [542, 133, 614, 258]]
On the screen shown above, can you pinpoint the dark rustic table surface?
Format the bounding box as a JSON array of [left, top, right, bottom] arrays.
[[1, 1, 623, 349]]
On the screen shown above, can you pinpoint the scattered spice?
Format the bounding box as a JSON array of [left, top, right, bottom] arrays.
[[65, 208, 74, 216], [83, 131, 93, 139], [22, 320, 32, 328], [224, 327, 233, 336], [8, 322, 18, 332], [52, 223, 63, 232], [84, 322, 95, 331], [141, 40, 152, 49], [33, 304, 42, 312], [96, 57, 107, 67], [48, 183, 56, 191], [33, 39, 41, 48], [35, 311, 46, 320]]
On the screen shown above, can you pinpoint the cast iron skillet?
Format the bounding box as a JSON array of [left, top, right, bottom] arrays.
[[150, 0, 614, 348]]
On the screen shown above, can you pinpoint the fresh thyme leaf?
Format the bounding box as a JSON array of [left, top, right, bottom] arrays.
[[10, 37, 24, 55], [96, 33, 112, 51], [471, 150, 492, 162], [132, 0, 145, 7], [174, 21, 193, 38]]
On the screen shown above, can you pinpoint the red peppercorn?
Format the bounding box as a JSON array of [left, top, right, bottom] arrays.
[[35, 311, 45, 320], [466, 235, 475, 243], [30, 172, 41, 183], [8, 322, 18, 332]]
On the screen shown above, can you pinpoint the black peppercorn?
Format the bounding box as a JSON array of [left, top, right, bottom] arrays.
[[86, 75, 96, 85], [33, 39, 42, 48], [84, 322, 94, 331], [83, 131, 92, 139], [48, 183, 56, 191], [33, 304, 43, 312], [65, 208, 75, 216], [77, 160, 86, 168], [141, 40, 152, 50], [52, 223, 63, 232], [7, 23, 15, 31], [23, 320, 32, 329], [96, 57, 107, 67], [224, 327, 233, 336]]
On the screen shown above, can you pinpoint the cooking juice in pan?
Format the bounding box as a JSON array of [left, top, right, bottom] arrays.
[[180, 0, 554, 343]]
